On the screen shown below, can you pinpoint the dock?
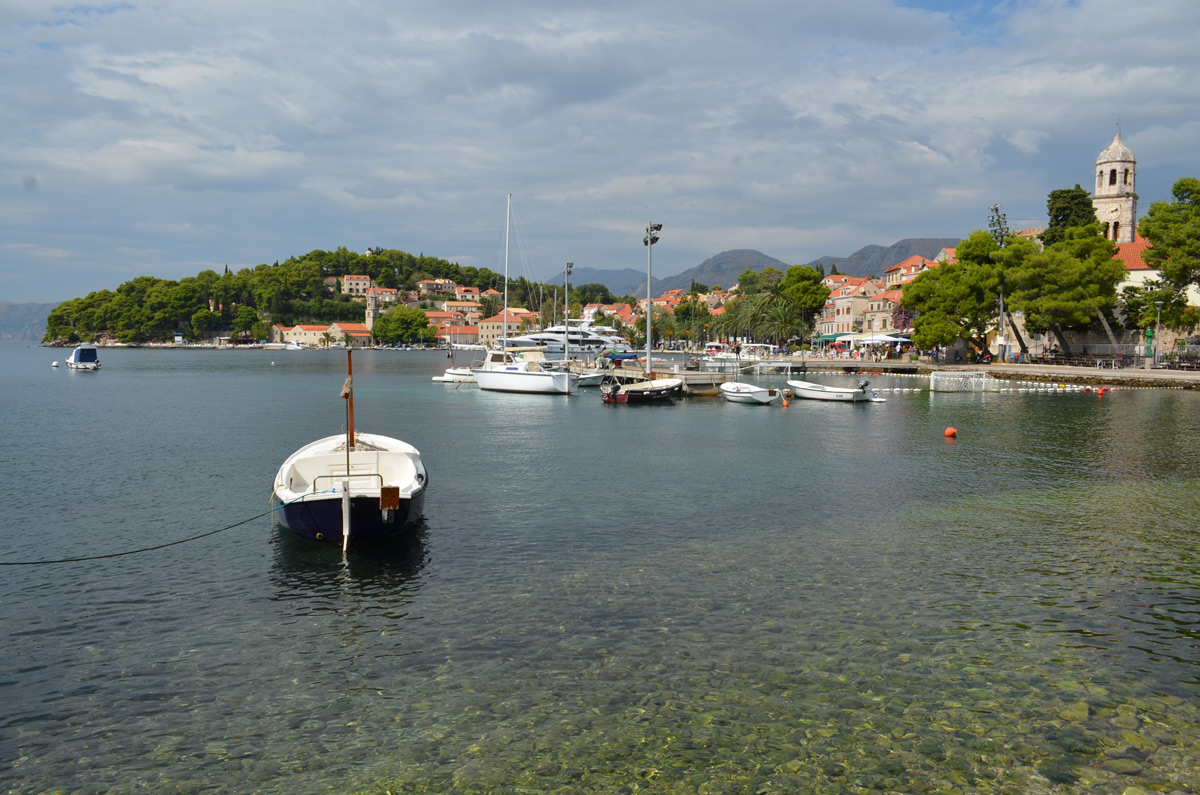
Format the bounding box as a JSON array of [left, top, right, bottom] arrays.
[[570, 353, 1200, 392]]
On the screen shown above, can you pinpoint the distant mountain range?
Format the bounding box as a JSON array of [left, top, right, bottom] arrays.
[[0, 302, 57, 342], [549, 238, 961, 298]]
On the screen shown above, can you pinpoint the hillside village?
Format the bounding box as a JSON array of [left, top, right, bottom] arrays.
[[273, 132, 1165, 354]]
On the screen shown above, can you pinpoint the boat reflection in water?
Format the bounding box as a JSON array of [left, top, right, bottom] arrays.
[[269, 522, 429, 608]]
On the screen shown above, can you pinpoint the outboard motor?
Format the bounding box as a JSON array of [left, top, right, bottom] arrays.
[[857, 379, 870, 391]]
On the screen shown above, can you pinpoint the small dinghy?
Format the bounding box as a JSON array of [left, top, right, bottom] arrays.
[[272, 350, 428, 549], [719, 382, 782, 405]]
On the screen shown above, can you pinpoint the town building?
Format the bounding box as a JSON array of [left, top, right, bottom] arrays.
[[342, 274, 372, 296]]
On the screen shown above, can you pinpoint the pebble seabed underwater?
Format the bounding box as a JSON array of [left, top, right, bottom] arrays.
[[338, 657, 1196, 794]]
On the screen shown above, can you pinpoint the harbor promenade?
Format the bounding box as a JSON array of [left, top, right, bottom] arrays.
[[774, 355, 1200, 389]]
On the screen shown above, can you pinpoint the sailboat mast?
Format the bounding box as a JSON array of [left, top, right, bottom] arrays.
[[502, 193, 511, 352], [343, 349, 355, 451]]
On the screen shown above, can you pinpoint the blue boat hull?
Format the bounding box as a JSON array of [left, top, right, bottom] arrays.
[[273, 483, 427, 546]]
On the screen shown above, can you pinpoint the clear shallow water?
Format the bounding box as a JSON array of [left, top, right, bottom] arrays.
[[2, 346, 1198, 794]]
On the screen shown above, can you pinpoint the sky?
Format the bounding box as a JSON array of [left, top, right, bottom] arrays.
[[3, 0, 1199, 304]]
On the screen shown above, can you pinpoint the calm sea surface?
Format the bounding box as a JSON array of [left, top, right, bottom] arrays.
[[2, 345, 1198, 794]]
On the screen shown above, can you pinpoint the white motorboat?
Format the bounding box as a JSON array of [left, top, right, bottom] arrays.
[[433, 343, 486, 383], [472, 349, 576, 394], [720, 381, 782, 405], [65, 344, 101, 370], [432, 366, 475, 383], [786, 378, 886, 403], [272, 350, 427, 549], [471, 195, 578, 395]]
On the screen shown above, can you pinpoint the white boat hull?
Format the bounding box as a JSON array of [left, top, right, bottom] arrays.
[[786, 379, 885, 403], [472, 367, 575, 394], [432, 366, 475, 383], [720, 382, 781, 404]]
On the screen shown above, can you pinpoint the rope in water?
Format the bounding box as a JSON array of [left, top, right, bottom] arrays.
[[0, 489, 335, 566]]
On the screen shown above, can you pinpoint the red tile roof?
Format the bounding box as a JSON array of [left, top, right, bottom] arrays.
[[1114, 236, 1153, 271]]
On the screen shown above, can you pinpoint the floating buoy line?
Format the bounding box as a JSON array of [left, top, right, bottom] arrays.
[[0, 490, 334, 566]]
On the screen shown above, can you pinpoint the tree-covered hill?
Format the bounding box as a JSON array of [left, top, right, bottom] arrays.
[[42, 247, 499, 344]]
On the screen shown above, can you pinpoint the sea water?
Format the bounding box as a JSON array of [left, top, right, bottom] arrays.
[[2, 345, 1198, 794]]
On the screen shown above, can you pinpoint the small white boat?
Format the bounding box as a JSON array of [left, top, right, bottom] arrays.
[[432, 366, 475, 383], [720, 381, 782, 405], [65, 344, 101, 370], [272, 350, 428, 549], [786, 378, 886, 403]]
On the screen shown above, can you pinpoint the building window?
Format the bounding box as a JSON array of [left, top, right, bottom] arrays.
[[1112, 221, 1120, 240], [1123, 168, 1131, 186], [1109, 169, 1117, 186]]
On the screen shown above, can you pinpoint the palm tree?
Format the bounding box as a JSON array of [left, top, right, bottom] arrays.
[[320, 331, 334, 348], [762, 301, 804, 349]]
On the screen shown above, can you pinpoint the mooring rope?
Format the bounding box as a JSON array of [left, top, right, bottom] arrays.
[[0, 489, 336, 566]]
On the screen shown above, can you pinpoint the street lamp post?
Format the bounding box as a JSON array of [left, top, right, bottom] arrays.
[[643, 223, 661, 377], [1154, 300, 1164, 367], [564, 262, 573, 361]]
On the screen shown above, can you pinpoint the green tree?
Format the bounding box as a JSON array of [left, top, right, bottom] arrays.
[[573, 282, 616, 305], [371, 305, 433, 345], [1139, 177, 1200, 294], [1041, 185, 1098, 246], [1008, 225, 1124, 350], [231, 305, 259, 336], [778, 265, 830, 327], [734, 269, 761, 296], [673, 296, 712, 329], [902, 233, 1004, 350], [191, 309, 222, 338]]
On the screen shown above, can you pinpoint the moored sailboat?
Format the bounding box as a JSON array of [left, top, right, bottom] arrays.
[[472, 195, 578, 395]]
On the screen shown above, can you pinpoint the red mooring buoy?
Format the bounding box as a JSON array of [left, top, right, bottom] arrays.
[[944, 427, 957, 438]]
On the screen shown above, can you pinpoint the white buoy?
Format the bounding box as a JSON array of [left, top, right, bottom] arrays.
[[52, 361, 59, 368]]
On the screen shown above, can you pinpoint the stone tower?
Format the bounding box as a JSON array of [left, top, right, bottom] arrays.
[[1092, 131, 1138, 243], [365, 290, 378, 331]]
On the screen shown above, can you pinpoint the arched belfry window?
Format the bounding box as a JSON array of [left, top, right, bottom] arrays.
[[1123, 168, 1131, 186], [1112, 221, 1120, 240], [1109, 169, 1117, 186], [1103, 222, 1111, 239]]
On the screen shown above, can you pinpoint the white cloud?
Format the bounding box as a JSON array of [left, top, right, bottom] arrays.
[[1, 0, 1198, 301]]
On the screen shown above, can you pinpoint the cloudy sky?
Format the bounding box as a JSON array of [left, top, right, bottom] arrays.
[[3, 0, 1198, 303]]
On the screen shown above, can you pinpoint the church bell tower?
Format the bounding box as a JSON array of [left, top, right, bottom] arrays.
[[365, 290, 378, 331], [1091, 130, 1138, 243]]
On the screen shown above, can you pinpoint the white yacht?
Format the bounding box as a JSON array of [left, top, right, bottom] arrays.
[[505, 319, 633, 356]]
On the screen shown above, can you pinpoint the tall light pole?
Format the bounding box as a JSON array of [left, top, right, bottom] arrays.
[[564, 262, 573, 361], [643, 223, 661, 376], [1154, 300, 1164, 367]]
